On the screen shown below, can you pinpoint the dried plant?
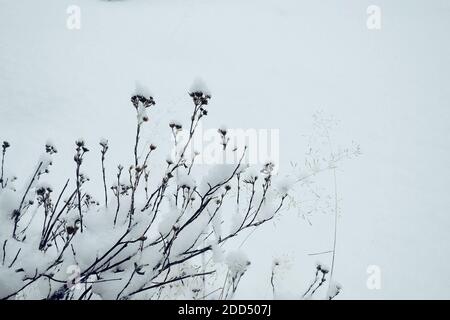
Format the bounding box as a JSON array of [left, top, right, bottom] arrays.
[[0, 85, 356, 300]]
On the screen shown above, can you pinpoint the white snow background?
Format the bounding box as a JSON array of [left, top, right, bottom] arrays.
[[0, 0, 449, 299]]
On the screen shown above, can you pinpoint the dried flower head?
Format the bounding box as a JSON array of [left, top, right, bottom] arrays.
[[261, 161, 275, 175], [99, 139, 109, 149], [131, 95, 155, 109], [189, 91, 211, 106], [45, 141, 57, 154], [218, 128, 227, 136], [75, 139, 85, 148]]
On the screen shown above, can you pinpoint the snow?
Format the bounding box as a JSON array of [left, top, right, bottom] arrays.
[[0, 267, 23, 298], [190, 77, 210, 96], [171, 213, 209, 257], [242, 166, 259, 182], [274, 175, 295, 195], [92, 270, 133, 300], [199, 164, 237, 194], [315, 261, 330, 274], [257, 191, 278, 221], [17, 240, 53, 278], [36, 182, 53, 193], [225, 250, 250, 279], [327, 281, 343, 299], [210, 204, 223, 239], [134, 81, 153, 99], [177, 172, 196, 189], [230, 210, 243, 234], [0, 189, 18, 228], [165, 154, 175, 165]]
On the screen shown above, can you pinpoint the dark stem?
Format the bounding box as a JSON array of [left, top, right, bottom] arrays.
[[101, 150, 108, 208], [76, 156, 83, 233], [0, 148, 6, 188]]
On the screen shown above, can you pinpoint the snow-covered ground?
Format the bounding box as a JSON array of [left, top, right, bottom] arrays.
[[1, 0, 449, 299]]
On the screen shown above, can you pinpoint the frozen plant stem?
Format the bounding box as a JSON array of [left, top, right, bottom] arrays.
[[39, 179, 72, 250], [1, 240, 7, 266], [326, 129, 339, 293], [270, 265, 276, 297], [302, 267, 319, 298], [134, 123, 140, 169], [129, 93, 155, 221], [76, 163, 82, 232], [113, 165, 123, 226], [74, 140, 89, 233], [329, 168, 338, 289], [310, 271, 327, 296], [0, 147, 4, 188], [12, 161, 43, 239], [100, 140, 109, 208], [1, 141, 10, 188], [303, 264, 328, 298], [129, 122, 141, 220]]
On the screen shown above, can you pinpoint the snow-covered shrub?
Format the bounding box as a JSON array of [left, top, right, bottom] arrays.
[[0, 84, 355, 300]]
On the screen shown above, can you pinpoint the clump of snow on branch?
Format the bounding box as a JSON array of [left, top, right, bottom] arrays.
[[226, 250, 250, 279], [0, 82, 353, 301]]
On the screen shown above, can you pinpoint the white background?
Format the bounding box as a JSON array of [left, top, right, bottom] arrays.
[[0, 0, 449, 299]]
